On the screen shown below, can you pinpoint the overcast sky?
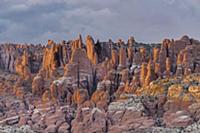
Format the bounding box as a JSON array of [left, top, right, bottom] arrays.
[[0, 0, 200, 44]]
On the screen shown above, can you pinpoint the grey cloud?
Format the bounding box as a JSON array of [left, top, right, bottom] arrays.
[[0, 0, 199, 44]]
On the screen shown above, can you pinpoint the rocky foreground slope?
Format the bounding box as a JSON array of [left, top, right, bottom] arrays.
[[1, 35, 200, 132]]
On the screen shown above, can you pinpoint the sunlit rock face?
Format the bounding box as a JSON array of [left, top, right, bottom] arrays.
[[144, 59, 156, 86], [41, 41, 62, 78], [71, 34, 83, 52], [111, 49, 118, 68], [1, 35, 200, 132], [86, 35, 98, 65], [15, 51, 32, 80]]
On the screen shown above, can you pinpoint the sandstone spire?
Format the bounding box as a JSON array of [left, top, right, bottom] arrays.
[[153, 48, 160, 63], [117, 39, 125, 47], [127, 47, 133, 66], [72, 34, 83, 52], [165, 57, 171, 78], [177, 51, 183, 65], [128, 36, 135, 47], [41, 42, 62, 78], [86, 35, 98, 64], [140, 62, 147, 86], [132, 68, 140, 87], [78, 34, 83, 48], [145, 59, 156, 86], [32, 74, 44, 96], [15, 51, 31, 80], [182, 51, 192, 75], [111, 49, 119, 68], [154, 62, 161, 78], [158, 48, 167, 73], [118, 47, 127, 69], [140, 47, 146, 63]]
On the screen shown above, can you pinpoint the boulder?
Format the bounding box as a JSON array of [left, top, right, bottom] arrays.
[[163, 111, 193, 128], [71, 108, 107, 133]]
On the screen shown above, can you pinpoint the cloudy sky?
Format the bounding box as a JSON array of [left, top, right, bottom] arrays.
[[0, 0, 200, 44]]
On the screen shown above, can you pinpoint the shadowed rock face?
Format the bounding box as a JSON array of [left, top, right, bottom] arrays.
[[1, 35, 200, 132]]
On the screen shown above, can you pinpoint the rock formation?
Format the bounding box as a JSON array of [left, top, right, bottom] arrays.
[[111, 49, 118, 68], [32, 74, 44, 96], [1, 35, 200, 132], [144, 59, 156, 86], [140, 62, 147, 86], [86, 35, 98, 64], [15, 51, 31, 80], [118, 47, 127, 69]]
